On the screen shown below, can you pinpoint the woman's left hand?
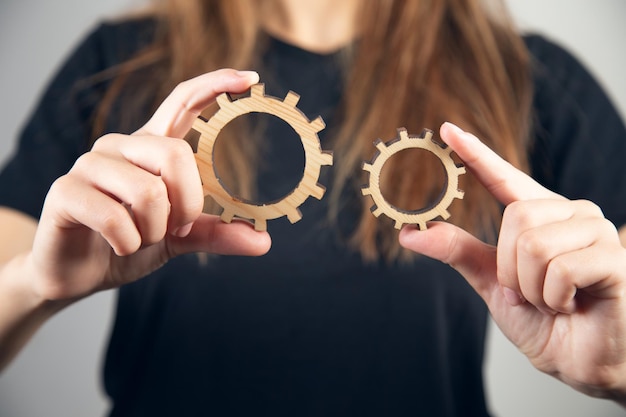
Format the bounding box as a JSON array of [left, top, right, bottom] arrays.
[[399, 122, 626, 403]]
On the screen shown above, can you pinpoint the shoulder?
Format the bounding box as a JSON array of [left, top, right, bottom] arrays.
[[522, 34, 626, 220], [36, 16, 159, 106], [523, 34, 583, 73], [522, 32, 623, 135], [66, 17, 159, 74], [35, 16, 161, 137], [19, 17, 161, 155], [522, 33, 602, 105]]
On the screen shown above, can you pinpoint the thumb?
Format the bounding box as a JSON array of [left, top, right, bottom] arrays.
[[399, 222, 498, 301], [168, 213, 272, 257]]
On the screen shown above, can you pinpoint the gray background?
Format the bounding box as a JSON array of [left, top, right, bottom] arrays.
[[0, 0, 625, 416]]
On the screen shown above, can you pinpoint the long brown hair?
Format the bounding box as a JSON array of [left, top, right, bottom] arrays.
[[96, 0, 533, 262]]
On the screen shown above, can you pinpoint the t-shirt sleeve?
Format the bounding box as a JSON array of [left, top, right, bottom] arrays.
[[526, 34, 626, 228], [0, 25, 110, 220], [0, 19, 155, 220]]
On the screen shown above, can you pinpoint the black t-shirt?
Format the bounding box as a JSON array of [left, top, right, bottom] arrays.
[[1, 19, 625, 417]]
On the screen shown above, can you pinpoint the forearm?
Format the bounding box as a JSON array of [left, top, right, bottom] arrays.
[[615, 226, 626, 408], [0, 252, 71, 371]]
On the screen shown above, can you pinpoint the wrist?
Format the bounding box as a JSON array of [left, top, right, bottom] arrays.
[[563, 367, 626, 409], [0, 252, 72, 370], [4, 252, 70, 311]]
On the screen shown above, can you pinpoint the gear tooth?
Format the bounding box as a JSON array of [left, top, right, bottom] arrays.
[[250, 83, 265, 97], [191, 117, 205, 130], [254, 218, 267, 231], [191, 117, 210, 137], [319, 151, 333, 166], [286, 208, 303, 223], [398, 128, 409, 141], [309, 116, 325, 132], [284, 91, 300, 107], [194, 82, 334, 231], [361, 127, 467, 230], [439, 209, 451, 220], [220, 209, 235, 224], [371, 205, 383, 217], [310, 183, 326, 200], [375, 140, 387, 153], [430, 135, 446, 149], [216, 93, 232, 108], [366, 152, 381, 165], [361, 151, 380, 168], [455, 189, 465, 199]]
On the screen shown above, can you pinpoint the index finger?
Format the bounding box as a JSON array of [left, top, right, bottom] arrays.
[[134, 69, 260, 139], [439, 122, 564, 204]]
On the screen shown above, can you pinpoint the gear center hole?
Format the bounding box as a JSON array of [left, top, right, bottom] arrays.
[[213, 113, 305, 204], [379, 147, 447, 211]]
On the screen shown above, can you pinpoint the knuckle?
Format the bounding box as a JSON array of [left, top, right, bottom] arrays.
[[517, 230, 549, 260], [133, 177, 169, 207], [546, 256, 574, 284], [98, 205, 129, 237], [597, 217, 619, 236], [47, 175, 84, 206], [48, 175, 73, 196], [503, 201, 534, 228], [164, 139, 193, 166], [575, 199, 604, 217], [71, 151, 100, 172], [172, 79, 194, 98], [99, 207, 141, 255], [91, 133, 121, 151]]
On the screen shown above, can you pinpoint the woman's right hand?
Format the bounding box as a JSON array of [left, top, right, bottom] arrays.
[[28, 69, 271, 301]]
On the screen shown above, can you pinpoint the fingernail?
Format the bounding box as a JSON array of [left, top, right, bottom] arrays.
[[235, 70, 260, 83], [444, 122, 475, 142], [443, 121, 463, 134], [502, 287, 524, 306], [172, 222, 193, 238]]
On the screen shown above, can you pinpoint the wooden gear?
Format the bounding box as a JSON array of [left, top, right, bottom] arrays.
[[191, 83, 333, 231], [361, 128, 466, 230]]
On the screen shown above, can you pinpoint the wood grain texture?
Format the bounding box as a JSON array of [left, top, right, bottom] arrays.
[[191, 84, 333, 231], [361, 128, 465, 230]]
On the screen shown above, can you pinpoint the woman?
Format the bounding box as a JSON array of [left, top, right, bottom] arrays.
[[1, 0, 625, 415]]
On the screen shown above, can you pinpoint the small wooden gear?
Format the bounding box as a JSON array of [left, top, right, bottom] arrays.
[[361, 128, 466, 230], [191, 83, 333, 231]]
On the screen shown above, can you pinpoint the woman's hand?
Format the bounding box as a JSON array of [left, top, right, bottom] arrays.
[[29, 69, 271, 301], [399, 122, 626, 403]]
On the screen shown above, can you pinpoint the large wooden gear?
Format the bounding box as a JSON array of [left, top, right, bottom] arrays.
[[361, 128, 466, 230], [191, 83, 333, 231]]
